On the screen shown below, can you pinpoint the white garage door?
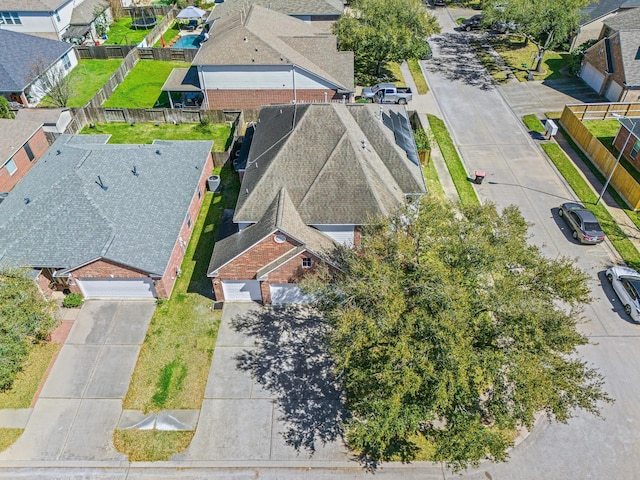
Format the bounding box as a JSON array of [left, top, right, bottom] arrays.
[[580, 63, 605, 94], [605, 80, 623, 102], [221, 280, 262, 302], [77, 278, 156, 299], [270, 284, 312, 304]]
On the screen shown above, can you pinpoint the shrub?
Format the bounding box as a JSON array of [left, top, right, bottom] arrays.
[[567, 39, 598, 75], [62, 293, 83, 308], [414, 128, 430, 150]]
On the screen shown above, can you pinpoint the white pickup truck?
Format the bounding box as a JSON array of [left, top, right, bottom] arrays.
[[361, 83, 413, 104]]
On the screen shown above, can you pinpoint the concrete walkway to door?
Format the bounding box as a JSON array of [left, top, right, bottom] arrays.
[[0, 300, 155, 463]]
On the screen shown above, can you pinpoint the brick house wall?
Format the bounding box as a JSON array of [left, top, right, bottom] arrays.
[[582, 32, 627, 99], [614, 127, 640, 169], [582, 38, 608, 75], [0, 126, 49, 192], [260, 251, 326, 304], [206, 89, 345, 110]]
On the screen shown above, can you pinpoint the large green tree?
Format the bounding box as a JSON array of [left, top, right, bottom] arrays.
[[333, 0, 440, 82], [0, 270, 57, 390], [306, 197, 611, 470], [0, 97, 14, 119], [482, 0, 591, 72]]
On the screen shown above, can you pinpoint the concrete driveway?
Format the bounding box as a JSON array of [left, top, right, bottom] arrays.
[[0, 300, 155, 462], [179, 302, 349, 462]]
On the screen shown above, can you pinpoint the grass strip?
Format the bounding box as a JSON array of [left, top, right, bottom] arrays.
[[386, 62, 406, 86], [0, 429, 23, 452], [0, 342, 59, 409], [427, 114, 480, 207], [541, 142, 640, 269], [407, 59, 429, 94], [423, 161, 445, 200], [522, 114, 545, 133], [558, 126, 640, 231], [469, 40, 509, 84], [113, 430, 194, 461]]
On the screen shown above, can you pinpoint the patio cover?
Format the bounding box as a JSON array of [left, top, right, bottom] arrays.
[[62, 24, 91, 39], [176, 6, 207, 19], [161, 68, 201, 92]]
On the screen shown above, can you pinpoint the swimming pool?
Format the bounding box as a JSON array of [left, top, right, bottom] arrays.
[[172, 34, 202, 49]]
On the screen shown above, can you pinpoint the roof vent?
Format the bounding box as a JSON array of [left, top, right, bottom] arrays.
[[24, 197, 30, 205], [361, 139, 367, 149], [156, 149, 161, 155], [132, 166, 139, 177], [245, 188, 249, 194], [244, 36, 248, 42], [274, 234, 286, 244], [0, 192, 8, 204], [95, 175, 107, 191], [56, 150, 61, 155]]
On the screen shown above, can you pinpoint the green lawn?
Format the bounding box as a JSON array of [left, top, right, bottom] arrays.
[[489, 35, 569, 82], [79, 122, 233, 152], [386, 62, 406, 86], [407, 59, 429, 94], [153, 22, 180, 47], [541, 142, 640, 269], [39, 59, 122, 108], [0, 429, 22, 452], [427, 114, 480, 207], [117, 166, 240, 458], [102, 60, 191, 108], [522, 114, 545, 133], [104, 17, 159, 45]]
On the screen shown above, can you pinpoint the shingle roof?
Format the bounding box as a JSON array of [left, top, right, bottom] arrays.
[[207, 187, 336, 276], [618, 30, 640, 85], [0, 29, 73, 93], [193, 5, 353, 91], [233, 103, 426, 225], [70, 0, 108, 25], [603, 6, 640, 30], [580, 0, 634, 24], [0, 0, 69, 11], [0, 135, 213, 275], [207, 0, 343, 18], [0, 119, 44, 166]]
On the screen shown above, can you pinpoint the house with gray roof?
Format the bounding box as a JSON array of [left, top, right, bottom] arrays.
[[0, 29, 77, 106], [206, 0, 343, 32], [0, 117, 50, 192], [0, 134, 214, 299], [0, 0, 109, 41], [571, 0, 639, 51], [192, 5, 354, 110], [580, 7, 640, 101], [207, 103, 426, 304]]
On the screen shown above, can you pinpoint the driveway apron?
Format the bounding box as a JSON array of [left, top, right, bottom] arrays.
[[421, 25, 640, 478], [0, 301, 154, 462]]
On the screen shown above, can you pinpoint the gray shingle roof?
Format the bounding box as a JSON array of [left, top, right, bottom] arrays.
[[233, 103, 426, 225], [70, 0, 108, 25], [193, 5, 353, 91], [208, 187, 336, 276], [603, 6, 640, 30], [581, 0, 633, 24], [0, 118, 44, 166], [0, 135, 213, 275], [0, 29, 73, 93], [208, 0, 343, 18], [0, 0, 69, 11], [619, 30, 640, 85]]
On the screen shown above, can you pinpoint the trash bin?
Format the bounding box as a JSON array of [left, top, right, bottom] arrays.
[[207, 175, 221, 192], [474, 170, 485, 184]]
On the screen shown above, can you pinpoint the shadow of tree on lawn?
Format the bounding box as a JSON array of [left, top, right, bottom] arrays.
[[231, 305, 347, 455]]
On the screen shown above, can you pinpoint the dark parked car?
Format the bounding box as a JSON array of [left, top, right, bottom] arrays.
[[495, 20, 517, 33], [558, 202, 605, 244], [433, 0, 446, 6], [461, 14, 483, 31]]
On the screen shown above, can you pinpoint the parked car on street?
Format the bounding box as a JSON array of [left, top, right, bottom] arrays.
[[557, 202, 605, 244], [495, 20, 517, 33], [606, 266, 640, 321], [433, 0, 446, 6], [461, 14, 483, 31], [361, 83, 413, 104]]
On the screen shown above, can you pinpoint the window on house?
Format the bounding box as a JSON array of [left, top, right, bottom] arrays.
[[632, 139, 640, 158], [24, 142, 34, 161], [0, 12, 21, 24], [55, 11, 61, 22], [5, 159, 17, 176], [197, 186, 201, 199], [302, 257, 312, 268], [62, 53, 71, 70], [186, 214, 192, 228]]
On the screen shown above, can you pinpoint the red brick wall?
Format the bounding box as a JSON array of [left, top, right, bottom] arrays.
[[155, 152, 214, 298], [206, 89, 344, 110], [267, 251, 323, 284], [614, 127, 640, 168], [0, 126, 49, 192], [260, 281, 270, 305], [582, 39, 608, 81]]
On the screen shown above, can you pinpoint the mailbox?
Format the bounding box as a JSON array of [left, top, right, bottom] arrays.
[[545, 119, 558, 137]]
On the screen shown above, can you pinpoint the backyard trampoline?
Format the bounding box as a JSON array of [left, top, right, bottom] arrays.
[[130, 17, 157, 29]]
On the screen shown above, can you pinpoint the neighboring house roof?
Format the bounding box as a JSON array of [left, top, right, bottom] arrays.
[[0, 135, 213, 275], [207, 0, 344, 18], [0, 118, 44, 165], [603, 5, 640, 30], [193, 5, 353, 91], [0, 29, 73, 93], [580, 0, 638, 24], [618, 30, 640, 85], [233, 103, 425, 225], [208, 187, 337, 276], [70, 0, 108, 25], [0, 0, 68, 10]]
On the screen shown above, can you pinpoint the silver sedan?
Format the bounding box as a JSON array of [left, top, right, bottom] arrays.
[[606, 265, 640, 322]]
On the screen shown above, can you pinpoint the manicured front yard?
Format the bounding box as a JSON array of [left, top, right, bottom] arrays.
[[407, 59, 429, 94], [116, 167, 240, 459], [102, 60, 190, 108], [489, 35, 569, 82], [104, 17, 159, 45], [522, 114, 545, 133], [39, 59, 122, 108], [79, 122, 233, 152]]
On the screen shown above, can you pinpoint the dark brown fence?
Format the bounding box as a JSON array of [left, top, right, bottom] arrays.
[[139, 6, 177, 48], [137, 47, 198, 62], [75, 45, 136, 59], [84, 48, 140, 108]]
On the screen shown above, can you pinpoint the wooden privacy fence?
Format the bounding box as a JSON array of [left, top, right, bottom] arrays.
[[560, 104, 640, 210], [75, 45, 136, 59], [84, 47, 140, 108], [137, 47, 198, 62], [139, 6, 177, 48]]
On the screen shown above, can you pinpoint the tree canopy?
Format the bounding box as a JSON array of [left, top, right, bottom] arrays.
[[0, 97, 15, 119], [0, 269, 57, 391], [333, 0, 440, 83], [306, 197, 611, 470], [482, 0, 591, 72]]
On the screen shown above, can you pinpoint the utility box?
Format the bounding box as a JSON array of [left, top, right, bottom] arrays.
[[545, 119, 558, 138]]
